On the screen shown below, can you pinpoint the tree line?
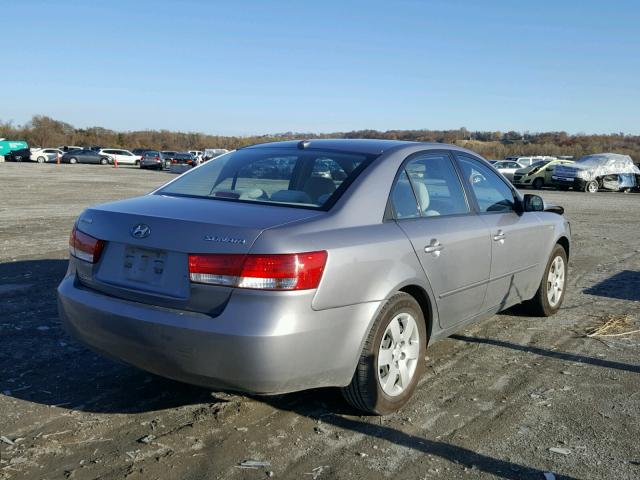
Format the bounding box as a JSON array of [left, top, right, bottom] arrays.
[[2, 115, 638, 161]]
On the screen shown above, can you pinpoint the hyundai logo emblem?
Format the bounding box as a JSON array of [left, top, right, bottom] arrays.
[[130, 223, 151, 239]]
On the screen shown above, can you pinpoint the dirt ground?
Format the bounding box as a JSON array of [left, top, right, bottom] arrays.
[[1, 162, 639, 480]]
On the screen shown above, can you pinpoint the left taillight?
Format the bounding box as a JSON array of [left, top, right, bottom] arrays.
[[188, 251, 327, 291], [69, 225, 105, 263]]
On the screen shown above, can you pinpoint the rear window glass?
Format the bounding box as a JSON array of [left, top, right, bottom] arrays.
[[157, 148, 375, 209]]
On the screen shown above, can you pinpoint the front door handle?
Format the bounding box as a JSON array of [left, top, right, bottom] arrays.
[[493, 230, 506, 243], [424, 239, 444, 256]]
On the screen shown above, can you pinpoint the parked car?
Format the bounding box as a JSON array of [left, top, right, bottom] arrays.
[[4, 148, 32, 162], [552, 153, 640, 192], [188, 150, 203, 164], [58, 139, 570, 415], [513, 159, 575, 189], [140, 151, 167, 170], [505, 155, 557, 168], [132, 148, 154, 157], [30, 148, 64, 163], [99, 149, 142, 166], [491, 160, 523, 182], [170, 152, 196, 167], [0, 139, 29, 158], [61, 149, 111, 165], [203, 148, 229, 161]]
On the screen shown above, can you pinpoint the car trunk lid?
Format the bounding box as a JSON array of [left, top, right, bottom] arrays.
[[74, 194, 322, 314]]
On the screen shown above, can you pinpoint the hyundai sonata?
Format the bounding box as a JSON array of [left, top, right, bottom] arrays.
[[58, 139, 570, 414]]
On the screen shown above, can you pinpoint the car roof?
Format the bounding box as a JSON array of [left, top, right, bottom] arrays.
[[242, 138, 421, 155]]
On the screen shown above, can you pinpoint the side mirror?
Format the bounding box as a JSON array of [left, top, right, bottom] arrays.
[[523, 194, 544, 212]]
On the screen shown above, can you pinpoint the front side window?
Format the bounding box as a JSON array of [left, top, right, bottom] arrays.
[[158, 148, 374, 209], [456, 154, 516, 213]]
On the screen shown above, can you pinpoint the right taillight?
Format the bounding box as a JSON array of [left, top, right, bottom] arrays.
[[188, 251, 327, 290], [69, 226, 105, 263]]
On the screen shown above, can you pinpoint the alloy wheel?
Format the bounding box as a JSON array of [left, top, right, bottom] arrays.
[[547, 255, 565, 307], [377, 312, 420, 396]]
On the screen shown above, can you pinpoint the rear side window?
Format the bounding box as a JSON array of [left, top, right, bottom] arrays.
[[158, 148, 374, 209], [390, 152, 470, 219], [391, 170, 420, 219], [403, 152, 469, 217]]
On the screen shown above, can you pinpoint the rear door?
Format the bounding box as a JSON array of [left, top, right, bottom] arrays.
[[391, 151, 491, 329], [454, 153, 547, 312]]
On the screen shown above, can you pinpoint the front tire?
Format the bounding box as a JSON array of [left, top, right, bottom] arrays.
[[100, 158, 108, 165], [69, 157, 77, 164], [522, 244, 567, 317], [532, 178, 544, 189], [585, 180, 598, 193], [37, 156, 46, 163], [341, 292, 426, 415]]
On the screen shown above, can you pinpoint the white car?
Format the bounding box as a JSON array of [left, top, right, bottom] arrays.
[[30, 148, 64, 163], [188, 150, 203, 164], [99, 149, 142, 165], [505, 156, 557, 168], [492, 160, 523, 182]]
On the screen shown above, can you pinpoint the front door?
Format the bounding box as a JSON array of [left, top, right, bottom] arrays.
[[455, 154, 546, 311], [390, 151, 491, 328]]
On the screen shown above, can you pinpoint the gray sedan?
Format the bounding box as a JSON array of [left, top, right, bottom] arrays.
[[58, 139, 570, 414]]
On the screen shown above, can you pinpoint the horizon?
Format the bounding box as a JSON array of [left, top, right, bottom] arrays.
[[3, 0, 640, 135]]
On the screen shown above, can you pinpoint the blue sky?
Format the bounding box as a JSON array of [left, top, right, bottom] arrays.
[[2, 0, 639, 135]]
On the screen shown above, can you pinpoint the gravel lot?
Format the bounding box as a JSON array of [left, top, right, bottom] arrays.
[[1, 162, 639, 480]]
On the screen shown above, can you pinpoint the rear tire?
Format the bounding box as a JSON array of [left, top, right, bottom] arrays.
[[532, 178, 544, 189], [37, 156, 46, 163], [585, 180, 598, 193], [522, 244, 567, 317], [341, 292, 426, 415]]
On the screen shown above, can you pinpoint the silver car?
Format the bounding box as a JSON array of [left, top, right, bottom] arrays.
[[58, 140, 570, 414]]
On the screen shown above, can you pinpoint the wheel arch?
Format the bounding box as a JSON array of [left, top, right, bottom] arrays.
[[399, 284, 435, 346], [556, 235, 570, 259]]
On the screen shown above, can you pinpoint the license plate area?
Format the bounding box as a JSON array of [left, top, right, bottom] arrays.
[[124, 246, 167, 286]]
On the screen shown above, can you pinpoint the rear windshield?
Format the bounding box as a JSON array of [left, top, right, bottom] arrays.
[[157, 147, 375, 209], [174, 153, 192, 159]]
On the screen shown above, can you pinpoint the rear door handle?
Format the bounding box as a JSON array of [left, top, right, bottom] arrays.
[[493, 230, 506, 242], [424, 239, 444, 256]]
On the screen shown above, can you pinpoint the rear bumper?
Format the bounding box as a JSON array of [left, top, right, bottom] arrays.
[[57, 274, 380, 394]]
